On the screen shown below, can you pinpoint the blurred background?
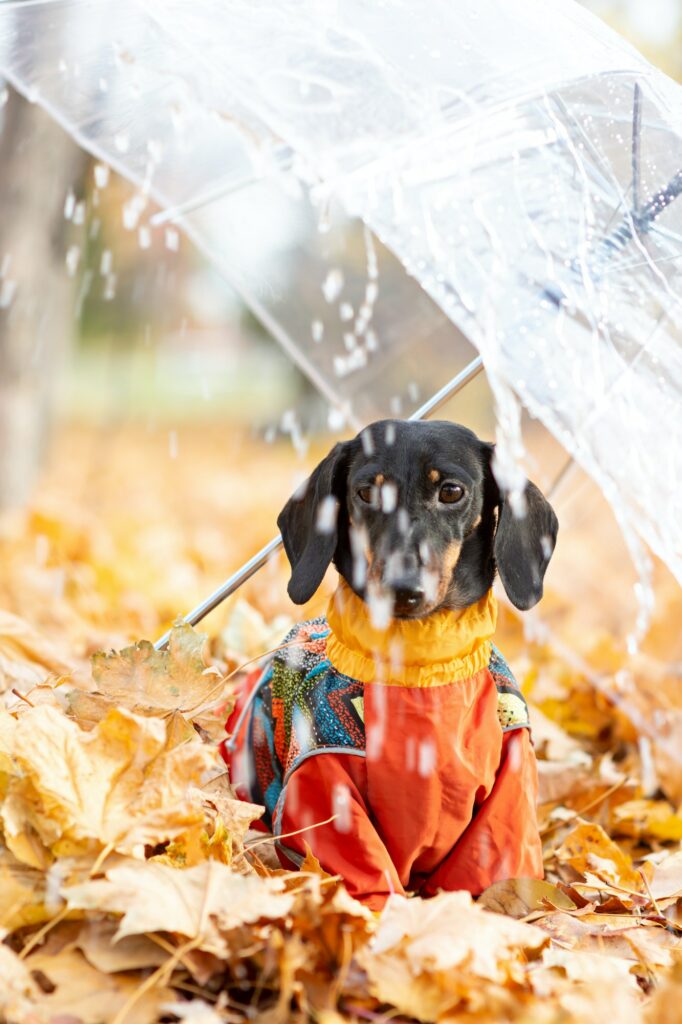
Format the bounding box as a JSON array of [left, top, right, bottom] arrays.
[[0, 0, 680, 698]]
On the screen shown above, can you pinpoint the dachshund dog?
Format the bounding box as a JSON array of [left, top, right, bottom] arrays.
[[223, 420, 558, 909]]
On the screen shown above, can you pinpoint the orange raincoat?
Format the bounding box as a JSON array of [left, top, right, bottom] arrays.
[[222, 583, 542, 910]]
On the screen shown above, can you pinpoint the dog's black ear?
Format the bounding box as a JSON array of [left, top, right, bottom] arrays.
[[490, 456, 558, 610], [277, 442, 351, 605]]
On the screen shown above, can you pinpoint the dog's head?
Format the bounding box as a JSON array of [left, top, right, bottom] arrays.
[[277, 419, 558, 619]]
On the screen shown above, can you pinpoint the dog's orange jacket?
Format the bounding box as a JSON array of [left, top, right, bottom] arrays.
[[222, 583, 542, 910]]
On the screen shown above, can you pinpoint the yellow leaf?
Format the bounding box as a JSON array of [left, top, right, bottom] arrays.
[[1, 704, 216, 864], [0, 846, 48, 931], [555, 820, 645, 892], [611, 799, 682, 842], [91, 623, 225, 715]]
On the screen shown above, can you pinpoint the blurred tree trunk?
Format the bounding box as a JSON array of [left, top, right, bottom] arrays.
[[0, 85, 85, 512]]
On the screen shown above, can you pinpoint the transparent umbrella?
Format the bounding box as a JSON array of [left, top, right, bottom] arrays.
[[1, 0, 680, 635]]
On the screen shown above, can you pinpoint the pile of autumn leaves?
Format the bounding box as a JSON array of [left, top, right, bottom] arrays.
[[2, 612, 682, 1024]]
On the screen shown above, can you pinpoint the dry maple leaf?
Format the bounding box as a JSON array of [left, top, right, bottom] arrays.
[[0, 704, 217, 866], [536, 911, 677, 971], [62, 858, 295, 951], [479, 876, 576, 918], [555, 819, 646, 892], [91, 623, 225, 715], [358, 891, 547, 1022]]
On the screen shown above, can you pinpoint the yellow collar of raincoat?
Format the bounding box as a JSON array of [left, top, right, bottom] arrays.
[[325, 581, 497, 687]]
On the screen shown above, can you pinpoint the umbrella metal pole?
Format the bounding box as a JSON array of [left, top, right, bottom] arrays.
[[154, 353, 484, 649]]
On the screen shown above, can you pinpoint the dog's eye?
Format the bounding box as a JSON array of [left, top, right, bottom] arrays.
[[439, 483, 465, 504], [357, 486, 374, 505]]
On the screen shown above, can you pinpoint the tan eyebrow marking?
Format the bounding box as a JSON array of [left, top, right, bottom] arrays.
[[428, 469, 440, 483], [374, 473, 385, 486]]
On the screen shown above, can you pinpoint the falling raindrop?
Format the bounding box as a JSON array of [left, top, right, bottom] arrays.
[[64, 190, 76, 220], [103, 273, 117, 301], [65, 246, 80, 277], [332, 783, 352, 832], [94, 163, 110, 189], [322, 268, 344, 303], [311, 319, 324, 342], [316, 495, 338, 534], [0, 279, 17, 309]]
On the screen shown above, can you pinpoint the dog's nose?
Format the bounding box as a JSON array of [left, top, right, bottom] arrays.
[[391, 580, 425, 616]]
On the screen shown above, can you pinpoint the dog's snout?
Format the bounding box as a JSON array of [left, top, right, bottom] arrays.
[[391, 579, 426, 616]]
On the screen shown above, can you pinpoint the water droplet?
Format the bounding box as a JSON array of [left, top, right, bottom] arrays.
[[94, 164, 110, 189], [311, 319, 324, 343], [322, 268, 344, 303]]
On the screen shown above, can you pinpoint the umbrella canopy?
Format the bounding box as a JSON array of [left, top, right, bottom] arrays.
[[1, 0, 681, 588]]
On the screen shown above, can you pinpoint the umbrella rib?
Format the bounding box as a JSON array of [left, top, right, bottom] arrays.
[[154, 354, 484, 649], [632, 82, 642, 218]]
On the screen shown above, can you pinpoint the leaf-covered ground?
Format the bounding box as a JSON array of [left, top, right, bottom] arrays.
[[1, 423, 682, 1024]]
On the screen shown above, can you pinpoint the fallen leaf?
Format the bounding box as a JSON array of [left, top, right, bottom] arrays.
[[76, 919, 167, 973], [555, 820, 645, 892], [62, 859, 295, 950], [91, 623, 225, 715], [26, 947, 172, 1024], [0, 944, 45, 1024], [0, 704, 217, 865], [479, 877, 576, 917], [539, 944, 640, 990], [536, 912, 676, 969], [650, 850, 682, 900], [0, 609, 73, 694], [359, 891, 546, 1021], [0, 845, 48, 931], [611, 799, 682, 842]]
